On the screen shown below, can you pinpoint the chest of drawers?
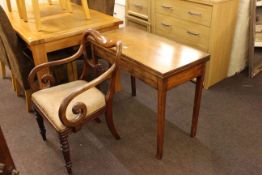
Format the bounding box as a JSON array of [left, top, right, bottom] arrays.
[[126, 0, 239, 88]]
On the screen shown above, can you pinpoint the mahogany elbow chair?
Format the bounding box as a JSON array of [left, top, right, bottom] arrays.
[[28, 29, 122, 174]]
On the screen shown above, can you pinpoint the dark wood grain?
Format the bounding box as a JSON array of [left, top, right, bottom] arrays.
[[29, 29, 122, 174]]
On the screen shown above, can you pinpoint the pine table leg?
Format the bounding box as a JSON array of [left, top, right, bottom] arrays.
[[6, 0, 12, 12]]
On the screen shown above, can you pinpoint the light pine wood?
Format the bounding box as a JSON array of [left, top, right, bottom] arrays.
[[126, 15, 151, 32], [66, 0, 72, 13], [81, 0, 91, 19], [32, 0, 41, 30], [127, 0, 239, 88], [155, 13, 210, 51], [59, 0, 66, 9], [126, 0, 151, 31], [152, 0, 239, 88], [6, 0, 11, 11], [2, 3, 122, 87], [25, 90, 32, 112], [8, 0, 90, 30], [205, 0, 239, 87], [155, 0, 213, 27], [128, 0, 149, 19], [20, 0, 28, 21], [100, 27, 209, 158], [15, 0, 23, 19]]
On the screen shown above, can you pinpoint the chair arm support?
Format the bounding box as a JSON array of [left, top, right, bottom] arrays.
[[58, 63, 116, 128], [28, 45, 84, 92]]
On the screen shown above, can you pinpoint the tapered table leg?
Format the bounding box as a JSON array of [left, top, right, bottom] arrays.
[[156, 80, 167, 159], [190, 74, 204, 137]]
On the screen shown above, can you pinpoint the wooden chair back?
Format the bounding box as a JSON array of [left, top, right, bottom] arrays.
[[0, 6, 33, 90]]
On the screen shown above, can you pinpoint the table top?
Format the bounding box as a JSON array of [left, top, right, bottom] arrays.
[[2, 2, 122, 45], [103, 27, 210, 77]]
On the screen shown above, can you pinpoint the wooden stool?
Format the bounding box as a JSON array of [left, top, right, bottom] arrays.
[[5, 0, 91, 31]]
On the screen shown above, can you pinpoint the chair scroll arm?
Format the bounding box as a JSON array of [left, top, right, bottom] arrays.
[[58, 63, 116, 128], [28, 45, 84, 92]]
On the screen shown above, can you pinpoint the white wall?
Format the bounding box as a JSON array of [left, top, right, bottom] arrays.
[[228, 0, 251, 76]]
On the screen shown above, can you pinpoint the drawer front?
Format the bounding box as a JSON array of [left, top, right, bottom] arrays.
[[155, 14, 210, 51], [128, 0, 149, 20], [127, 19, 149, 31], [156, 0, 212, 27]]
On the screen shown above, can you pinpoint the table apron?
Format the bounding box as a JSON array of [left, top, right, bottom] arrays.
[[45, 35, 82, 53], [166, 63, 206, 91]]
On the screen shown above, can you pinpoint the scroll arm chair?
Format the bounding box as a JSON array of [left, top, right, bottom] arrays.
[[28, 29, 122, 175]]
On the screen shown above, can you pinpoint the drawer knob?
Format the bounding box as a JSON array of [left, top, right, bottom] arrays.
[[161, 4, 173, 10], [188, 11, 202, 17], [187, 31, 200, 36], [161, 22, 172, 27]]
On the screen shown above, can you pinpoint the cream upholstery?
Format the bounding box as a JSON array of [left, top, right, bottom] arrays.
[[32, 80, 106, 132]]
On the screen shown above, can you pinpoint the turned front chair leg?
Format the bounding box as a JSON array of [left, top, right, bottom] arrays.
[[59, 133, 72, 175], [32, 0, 41, 31], [34, 110, 47, 141], [0, 61, 6, 79], [81, 0, 91, 19]]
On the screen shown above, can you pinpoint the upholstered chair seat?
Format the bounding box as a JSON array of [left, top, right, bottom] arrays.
[[29, 29, 122, 174], [32, 80, 105, 132]]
